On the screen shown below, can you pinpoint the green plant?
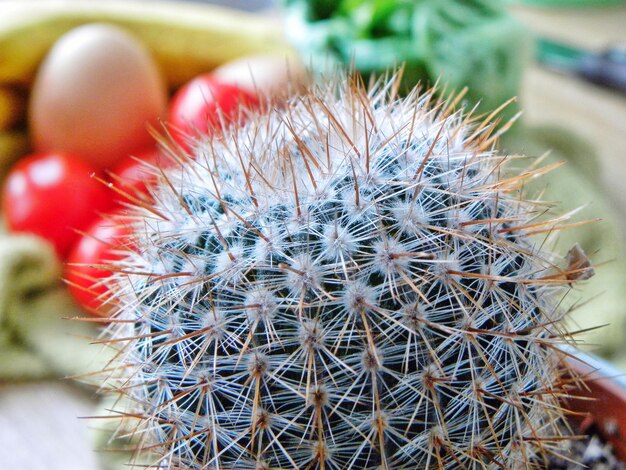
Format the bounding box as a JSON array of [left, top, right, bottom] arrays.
[[283, 0, 530, 114], [102, 77, 587, 469]]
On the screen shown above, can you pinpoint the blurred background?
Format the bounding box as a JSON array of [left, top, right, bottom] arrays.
[[0, 0, 624, 469]]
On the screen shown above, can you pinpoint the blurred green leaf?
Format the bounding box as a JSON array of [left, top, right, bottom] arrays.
[[284, 0, 531, 115]]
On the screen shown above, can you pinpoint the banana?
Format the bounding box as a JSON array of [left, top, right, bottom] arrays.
[[0, 86, 24, 131], [0, 130, 29, 175], [0, 1, 291, 88]]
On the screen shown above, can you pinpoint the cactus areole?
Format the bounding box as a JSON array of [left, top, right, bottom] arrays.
[[103, 78, 586, 469]]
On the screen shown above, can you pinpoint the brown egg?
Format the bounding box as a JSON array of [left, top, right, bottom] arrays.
[[29, 24, 167, 169]]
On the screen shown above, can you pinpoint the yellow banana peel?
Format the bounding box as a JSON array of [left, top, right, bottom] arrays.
[[0, 87, 24, 131], [0, 130, 30, 175], [0, 1, 291, 88]]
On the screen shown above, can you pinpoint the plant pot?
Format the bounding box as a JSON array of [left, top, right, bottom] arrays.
[[562, 347, 626, 462]]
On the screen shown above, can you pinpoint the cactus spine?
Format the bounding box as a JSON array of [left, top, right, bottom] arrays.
[[102, 77, 581, 469]]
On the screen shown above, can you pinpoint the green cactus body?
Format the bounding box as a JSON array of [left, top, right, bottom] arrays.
[[105, 79, 576, 469]]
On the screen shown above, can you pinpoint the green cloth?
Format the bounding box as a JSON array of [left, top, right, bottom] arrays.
[[502, 125, 626, 358], [0, 233, 107, 382]]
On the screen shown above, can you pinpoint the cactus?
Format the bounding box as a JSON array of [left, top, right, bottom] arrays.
[[102, 77, 584, 469]]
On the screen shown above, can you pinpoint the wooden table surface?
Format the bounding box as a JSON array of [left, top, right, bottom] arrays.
[[1, 3, 625, 470], [0, 383, 101, 469]]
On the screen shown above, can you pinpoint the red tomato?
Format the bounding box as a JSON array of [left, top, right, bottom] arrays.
[[110, 146, 165, 200], [65, 215, 130, 316], [2, 152, 114, 258], [168, 74, 259, 150]]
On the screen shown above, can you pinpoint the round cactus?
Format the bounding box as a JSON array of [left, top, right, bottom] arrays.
[[102, 78, 584, 469]]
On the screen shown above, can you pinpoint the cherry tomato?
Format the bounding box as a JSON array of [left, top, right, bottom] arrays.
[[2, 152, 114, 258], [168, 74, 259, 150], [65, 215, 130, 316], [110, 146, 165, 200]]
